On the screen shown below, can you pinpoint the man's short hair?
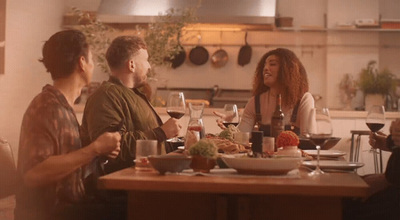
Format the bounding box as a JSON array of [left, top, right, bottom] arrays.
[[39, 30, 89, 80], [106, 36, 147, 70]]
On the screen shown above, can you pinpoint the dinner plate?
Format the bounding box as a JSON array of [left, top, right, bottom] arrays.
[[221, 155, 301, 175], [302, 161, 364, 171], [303, 150, 346, 158]]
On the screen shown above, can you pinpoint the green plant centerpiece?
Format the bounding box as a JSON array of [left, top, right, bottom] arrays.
[[188, 139, 218, 173], [357, 60, 396, 111]]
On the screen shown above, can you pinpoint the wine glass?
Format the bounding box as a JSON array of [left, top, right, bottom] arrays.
[[166, 92, 186, 141], [366, 105, 385, 157], [366, 105, 385, 134], [222, 104, 239, 128], [308, 108, 333, 177]]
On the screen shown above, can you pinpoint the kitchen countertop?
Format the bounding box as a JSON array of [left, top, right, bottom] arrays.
[[154, 107, 400, 119]]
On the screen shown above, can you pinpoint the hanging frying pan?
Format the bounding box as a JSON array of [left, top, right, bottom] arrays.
[[211, 32, 229, 68], [189, 34, 209, 65], [238, 32, 252, 66], [170, 33, 186, 69]]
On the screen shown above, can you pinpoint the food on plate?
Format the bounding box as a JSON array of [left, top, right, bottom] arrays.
[[218, 124, 240, 141], [276, 131, 300, 148], [206, 134, 248, 154]]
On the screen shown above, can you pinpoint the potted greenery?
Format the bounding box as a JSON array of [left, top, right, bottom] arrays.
[[188, 139, 218, 173], [357, 60, 396, 111]]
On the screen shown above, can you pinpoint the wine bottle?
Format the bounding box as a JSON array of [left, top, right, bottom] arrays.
[[270, 94, 284, 149]]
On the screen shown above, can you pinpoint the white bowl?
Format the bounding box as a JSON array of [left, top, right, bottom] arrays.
[[221, 155, 301, 175]]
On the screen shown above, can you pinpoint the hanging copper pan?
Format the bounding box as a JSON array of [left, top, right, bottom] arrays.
[[211, 32, 229, 68], [238, 32, 252, 66], [189, 34, 209, 65], [170, 33, 186, 69]]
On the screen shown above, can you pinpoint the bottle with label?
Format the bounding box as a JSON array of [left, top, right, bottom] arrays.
[[270, 94, 284, 150]]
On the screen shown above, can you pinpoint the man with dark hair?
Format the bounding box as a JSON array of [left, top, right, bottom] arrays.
[[80, 35, 181, 175], [15, 30, 121, 220]]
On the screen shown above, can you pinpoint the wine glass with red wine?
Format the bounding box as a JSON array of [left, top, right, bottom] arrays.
[[366, 105, 385, 134], [366, 105, 385, 155], [308, 108, 333, 177], [166, 92, 186, 141]]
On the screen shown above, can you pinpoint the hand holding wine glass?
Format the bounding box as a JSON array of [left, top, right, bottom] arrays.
[[366, 105, 385, 156], [308, 107, 333, 177], [166, 92, 186, 141], [366, 105, 385, 134]]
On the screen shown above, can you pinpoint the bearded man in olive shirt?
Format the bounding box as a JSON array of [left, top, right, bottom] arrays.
[[80, 36, 181, 174]]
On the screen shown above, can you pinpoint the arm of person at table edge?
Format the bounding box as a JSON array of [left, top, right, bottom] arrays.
[[23, 132, 121, 188], [369, 119, 400, 152]]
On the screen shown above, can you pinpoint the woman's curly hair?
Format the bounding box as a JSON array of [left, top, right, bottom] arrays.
[[252, 48, 309, 108]]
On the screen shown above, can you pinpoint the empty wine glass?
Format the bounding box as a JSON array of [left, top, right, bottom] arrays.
[[308, 108, 333, 177], [222, 104, 239, 127], [166, 92, 186, 141]]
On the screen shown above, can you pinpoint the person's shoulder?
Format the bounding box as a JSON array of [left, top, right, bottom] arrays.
[[301, 92, 314, 101], [24, 91, 63, 119]]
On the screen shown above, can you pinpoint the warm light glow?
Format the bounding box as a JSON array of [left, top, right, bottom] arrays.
[[182, 23, 274, 32]]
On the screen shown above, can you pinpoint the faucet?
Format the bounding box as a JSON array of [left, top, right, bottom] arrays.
[[209, 85, 219, 106]]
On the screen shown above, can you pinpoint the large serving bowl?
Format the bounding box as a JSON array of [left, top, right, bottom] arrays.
[[221, 155, 302, 175], [299, 137, 341, 150], [148, 155, 192, 175]]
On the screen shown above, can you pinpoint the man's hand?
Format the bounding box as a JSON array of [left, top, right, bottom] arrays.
[[390, 119, 400, 146], [213, 111, 227, 130], [93, 132, 121, 156], [369, 131, 389, 151], [161, 118, 182, 139]]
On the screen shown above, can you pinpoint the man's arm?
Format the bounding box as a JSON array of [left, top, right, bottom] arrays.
[[24, 132, 120, 188]]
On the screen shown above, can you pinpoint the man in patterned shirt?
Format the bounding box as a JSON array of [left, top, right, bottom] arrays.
[[15, 30, 121, 220]]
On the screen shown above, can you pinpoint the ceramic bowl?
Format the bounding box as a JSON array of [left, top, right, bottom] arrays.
[[148, 155, 192, 175]]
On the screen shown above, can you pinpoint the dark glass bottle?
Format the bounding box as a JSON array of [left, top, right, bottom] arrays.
[[270, 94, 284, 149]]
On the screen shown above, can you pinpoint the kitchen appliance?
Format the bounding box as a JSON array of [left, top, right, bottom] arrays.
[[97, 0, 276, 25]]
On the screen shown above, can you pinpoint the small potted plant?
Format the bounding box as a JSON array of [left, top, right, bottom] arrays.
[[357, 60, 396, 111], [188, 139, 218, 173]]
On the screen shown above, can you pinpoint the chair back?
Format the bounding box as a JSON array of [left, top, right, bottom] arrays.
[[0, 137, 17, 198]]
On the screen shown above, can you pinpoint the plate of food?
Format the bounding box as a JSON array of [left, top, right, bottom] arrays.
[[303, 150, 346, 158], [221, 155, 302, 175], [302, 160, 364, 171]]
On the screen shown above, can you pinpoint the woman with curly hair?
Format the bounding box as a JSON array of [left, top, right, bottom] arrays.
[[215, 48, 315, 136]]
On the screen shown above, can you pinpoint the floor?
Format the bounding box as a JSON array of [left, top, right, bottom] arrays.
[[0, 195, 15, 220]]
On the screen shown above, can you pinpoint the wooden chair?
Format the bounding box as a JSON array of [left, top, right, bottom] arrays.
[[0, 137, 17, 198]]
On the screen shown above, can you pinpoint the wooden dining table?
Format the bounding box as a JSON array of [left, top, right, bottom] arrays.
[[98, 166, 368, 220]]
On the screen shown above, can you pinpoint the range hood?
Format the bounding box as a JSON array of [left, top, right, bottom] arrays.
[[97, 0, 276, 25]]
